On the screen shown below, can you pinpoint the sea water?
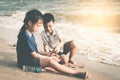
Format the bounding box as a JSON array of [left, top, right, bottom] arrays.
[[0, 0, 120, 66]]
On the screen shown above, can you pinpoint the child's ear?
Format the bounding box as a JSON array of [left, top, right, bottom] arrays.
[[28, 21, 32, 26]]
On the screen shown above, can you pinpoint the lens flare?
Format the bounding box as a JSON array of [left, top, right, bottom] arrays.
[[67, 1, 120, 29]]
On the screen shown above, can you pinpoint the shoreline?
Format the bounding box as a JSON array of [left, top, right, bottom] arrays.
[[0, 26, 120, 80], [0, 38, 120, 80], [0, 27, 19, 45], [0, 27, 43, 49]]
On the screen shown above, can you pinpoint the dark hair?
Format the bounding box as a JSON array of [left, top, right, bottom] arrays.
[[43, 13, 55, 24], [18, 9, 43, 37], [24, 9, 43, 24]]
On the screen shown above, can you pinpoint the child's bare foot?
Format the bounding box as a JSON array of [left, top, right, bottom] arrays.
[[69, 59, 76, 64], [74, 72, 89, 79]]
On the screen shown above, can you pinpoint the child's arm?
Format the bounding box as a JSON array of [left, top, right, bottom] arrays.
[[58, 38, 64, 48], [43, 44, 50, 53], [53, 38, 64, 54], [31, 52, 43, 58], [38, 50, 51, 56], [43, 43, 59, 56]]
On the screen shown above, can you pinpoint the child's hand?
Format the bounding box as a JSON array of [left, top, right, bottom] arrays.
[[47, 52, 52, 56], [50, 53, 54, 56], [48, 52, 57, 56], [53, 46, 60, 54]]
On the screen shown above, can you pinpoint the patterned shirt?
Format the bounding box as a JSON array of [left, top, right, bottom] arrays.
[[41, 30, 62, 51]]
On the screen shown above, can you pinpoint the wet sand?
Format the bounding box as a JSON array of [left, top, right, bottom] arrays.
[[0, 37, 120, 80]]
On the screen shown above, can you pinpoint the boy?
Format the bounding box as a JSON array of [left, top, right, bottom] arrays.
[[41, 13, 77, 65]]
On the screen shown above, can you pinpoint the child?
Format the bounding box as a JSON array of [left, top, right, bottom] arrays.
[[16, 9, 88, 79], [41, 13, 77, 65]]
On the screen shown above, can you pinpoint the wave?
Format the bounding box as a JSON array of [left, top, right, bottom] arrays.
[[56, 23, 120, 66], [0, 10, 25, 30]]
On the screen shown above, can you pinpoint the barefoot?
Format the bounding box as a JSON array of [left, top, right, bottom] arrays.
[[74, 72, 89, 79], [69, 59, 76, 64]]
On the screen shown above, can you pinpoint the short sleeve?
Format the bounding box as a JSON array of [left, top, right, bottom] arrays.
[[41, 31, 49, 45], [56, 30, 63, 40], [25, 32, 38, 53]]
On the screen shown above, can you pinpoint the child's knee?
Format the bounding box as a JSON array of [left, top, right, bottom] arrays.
[[60, 54, 69, 64], [49, 58, 56, 65], [70, 40, 77, 48]]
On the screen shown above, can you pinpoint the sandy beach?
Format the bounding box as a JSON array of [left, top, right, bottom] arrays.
[[0, 30, 120, 80], [0, 0, 120, 80]]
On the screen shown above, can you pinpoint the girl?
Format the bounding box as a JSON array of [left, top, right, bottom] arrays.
[[16, 9, 88, 79]]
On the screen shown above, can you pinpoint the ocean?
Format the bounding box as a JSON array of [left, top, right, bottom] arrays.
[[0, 0, 120, 66]]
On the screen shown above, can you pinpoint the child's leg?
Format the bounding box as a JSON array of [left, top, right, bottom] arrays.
[[45, 67, 58, 73], [39, 56, 76, 74], [63, 40, 77, 64], [51, 55, 61, 62], [69, 40, 77, 64], [59, 54, 69, 65], [39, 55, 88, 79]]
